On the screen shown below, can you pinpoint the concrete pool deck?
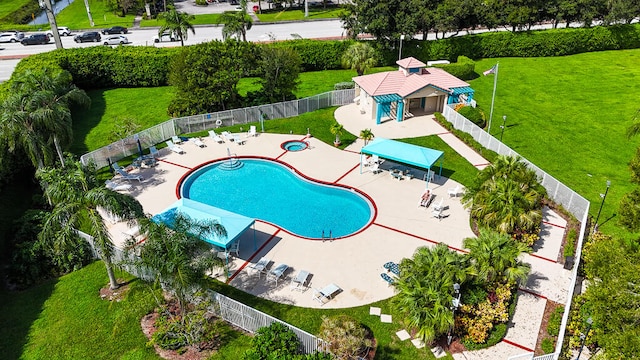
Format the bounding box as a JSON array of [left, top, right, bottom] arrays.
[[106, 105, 572, 357]]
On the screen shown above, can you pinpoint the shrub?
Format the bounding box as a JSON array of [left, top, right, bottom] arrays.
[[457, 105, 486, 129], [244, 322, 301, 359], [318, 315, 372, 360], [541, 337, 556, 354], [434, 113, 499, 164], [563, 229, 577, 258], [267, 39, 355, 71], [434, 56, 476, 80], [334, 81, 355, 90], [548, 305, 565, 337]]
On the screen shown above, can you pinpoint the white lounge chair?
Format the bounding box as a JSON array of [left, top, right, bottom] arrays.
[[432, 197, 444, 211], [432, 207, 444, 220], [290, 270, 310, 291], [448, 185, 462, 197], [419, 189, 433, 208], [171, 135, 183, 144], [221, 131, 234, 142], [268, 263, 289, 286], [105, 180, 132, 192], [193, 138, 206, 148], [372, 155, 384, 165], [247, 125, 257, 137], [166, 140, 185, 154], [208, 130, 224, 143], [248, 257, 271, 277], [312, 283, 341, 305], [371, 163, 382, 174], [232, 134, 245, 145]]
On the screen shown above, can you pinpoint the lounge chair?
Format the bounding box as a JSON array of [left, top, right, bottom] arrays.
[[371, 163, 382, 174], [171, 135, 183, 144], [381, 273, 395, 285], [432, 207, 444, 220], [193, 138, 206, 148], [105, 180, 132, 192], [248, 257, 271, 277], [166, 140, 185, 154], [232, 134, 245, 145], [221, 131, 234, 142], [432, 197, 444, 212], [144, 146, 160, 159], [247, 125, 257, 137], [208, 130, 224, 143], [312, 283, 341, 305], [372, 155, 384, 165], [419, 189, 433, 208], [113, 163, 144, 182], [268, 263, 289, 286], [448, 185, 461, 197], [290, 270, 310, 291]]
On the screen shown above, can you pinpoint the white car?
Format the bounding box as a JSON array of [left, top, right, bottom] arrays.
[[46, 26, 72, 37], [103, 35, 129, 45], [0, 31, 24, 43], [153, 32, 177, 43]]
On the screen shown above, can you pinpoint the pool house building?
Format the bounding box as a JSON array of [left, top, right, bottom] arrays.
[[352, 57, 475, 124]]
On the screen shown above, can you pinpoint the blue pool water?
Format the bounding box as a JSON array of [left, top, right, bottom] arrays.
[[282, 140, 308, 151], [180, 159, 373, 239]]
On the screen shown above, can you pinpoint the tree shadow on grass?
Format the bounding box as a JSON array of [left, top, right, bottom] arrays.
[[70, 90, 107, 155]]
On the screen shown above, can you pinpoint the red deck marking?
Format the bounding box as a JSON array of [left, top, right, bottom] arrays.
[[542, 220, 566, 229], [343, 149, 361, 154], [157, 159, 192, 170], [474, 163, 491, 167], [501, 339, 535, 353], [275, 151, 288, 160], [228, 229, 281, 283], [518, 288, 548, 300], [436, 131, 452, 136], [373, 223, 469, 253], [333, 163, 360, 183], [529, 253, 558, 264]]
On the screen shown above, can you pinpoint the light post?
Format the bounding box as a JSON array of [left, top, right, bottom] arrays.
[[447, 283, 461, 346], [593, 180, 611, 233], [398, 35, 405, 60], [500, 115, 506, 141], [576, 317, 593, 360]]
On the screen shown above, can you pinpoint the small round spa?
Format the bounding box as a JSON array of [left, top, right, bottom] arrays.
[[281, 140, 309, 152]]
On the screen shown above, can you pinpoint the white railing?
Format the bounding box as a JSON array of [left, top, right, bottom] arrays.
[[80, 89, 356, 169], [442, 105, 590, 360]]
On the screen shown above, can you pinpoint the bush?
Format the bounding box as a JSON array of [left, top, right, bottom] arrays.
[[541, 337, 556, 354], [563, 228, 577, 258], [267, 39, 355, 71], [457, 105, 486, 128], [548, 305, 565, 337], [434, 112, 499, 164], [434, 56, 476, 80], [244, 322, 301, 360], [334, 81, 355, 90], [318, 315, 372, 360]]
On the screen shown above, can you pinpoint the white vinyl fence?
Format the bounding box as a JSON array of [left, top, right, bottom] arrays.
[[80, 89, 356, 169], [443, 105, 591, 360]]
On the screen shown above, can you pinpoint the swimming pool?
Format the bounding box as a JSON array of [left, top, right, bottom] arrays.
[[180, 158, 374, 239]]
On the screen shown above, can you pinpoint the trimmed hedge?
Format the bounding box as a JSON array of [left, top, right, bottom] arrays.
[[267, 39, 355, 71], [434, 56, 475, 80], [14, 46, 180, 89], [380, 24, 640, 63]]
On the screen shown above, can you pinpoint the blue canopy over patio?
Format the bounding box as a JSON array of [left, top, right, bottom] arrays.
[[152, 198, 256, 250], [360, 138, 444, 182]]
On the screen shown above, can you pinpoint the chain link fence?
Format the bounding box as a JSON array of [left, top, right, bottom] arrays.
[[81, 89, 356, 169]]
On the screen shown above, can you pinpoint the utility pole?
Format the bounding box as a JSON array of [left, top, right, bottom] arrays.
[[39, 0, 62, 49], [83, 0, 95, 26]]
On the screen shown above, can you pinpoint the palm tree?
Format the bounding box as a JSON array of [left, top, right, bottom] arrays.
[[463, 229, 531, 286], [131, 212, 226, 317], [360, 128, 374, 145], [330, 122, 345, 146], [393, 244, 470, 344], [158, 5, 196, 47], [220, 0, 252, 41], [37, 157, 145, 289], [1, 69, 90, 168], [341, 42, 379, 76]]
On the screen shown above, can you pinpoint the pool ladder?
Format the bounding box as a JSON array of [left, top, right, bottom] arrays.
[[321, 230, 333, 242], [219, 149, 244, 171]]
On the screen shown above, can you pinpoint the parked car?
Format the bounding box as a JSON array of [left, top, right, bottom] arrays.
[[21, 33, 50, 45], [74, 31, 101, 43], [46, 26, 72, 37], [153, 31, 177, 43], [103, 35, 128, 45], [0, 31, 24, 43], [102, 26, 128, 35]]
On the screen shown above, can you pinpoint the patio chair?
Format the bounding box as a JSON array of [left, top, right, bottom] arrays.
[[233, 134, 245, 145], [248, 257, 271, 277], [390, 169, 403, 181], [247, 125, 257, 137], [166, 140, 185, 154], [193, 138, 206, 148], [371, 163, 382, 174], [312, 283, 341, 305], [290, 270, 310, 291], [448, 185, 461, 197], [432, 207, 444, 220], [113, 163, 144, 182], [221, 131, 234, 142], [226, 241, 240, 258], [208, 130, 224, 143], [432, 197, 444, 212], [372, 155, 384, 165], [268, 263, 289, 286], [171, 135, 183, 144], [145, 146, 160, 159], [105, 179, 132, 192], [419, 189, 433, 208]]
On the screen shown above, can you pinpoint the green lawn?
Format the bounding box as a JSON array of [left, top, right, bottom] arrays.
[[257, 7, 344, 22], [0, 0, 31, 20], [469, 50, 640, 238], [54, 0, 136, 31], [140, 13, 224, 27]]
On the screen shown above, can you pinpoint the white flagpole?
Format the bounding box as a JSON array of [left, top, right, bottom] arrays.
[[487, 62, 499, 135]]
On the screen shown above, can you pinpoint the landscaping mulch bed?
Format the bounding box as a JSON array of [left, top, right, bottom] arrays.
[[141, 312, 214, 360]]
